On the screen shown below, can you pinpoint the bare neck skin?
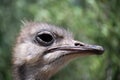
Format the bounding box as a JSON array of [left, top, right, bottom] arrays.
[[13, 64, 50, 80]]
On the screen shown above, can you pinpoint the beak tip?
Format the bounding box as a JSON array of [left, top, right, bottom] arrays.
[[89, 45, 104, 55], [96, 46, 105, 55]]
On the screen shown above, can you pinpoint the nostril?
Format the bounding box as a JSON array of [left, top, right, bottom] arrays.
[[75, 43, 84, 46]]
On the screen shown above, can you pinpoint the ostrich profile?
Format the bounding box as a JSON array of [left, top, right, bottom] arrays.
[[12, 22, 104, 80]]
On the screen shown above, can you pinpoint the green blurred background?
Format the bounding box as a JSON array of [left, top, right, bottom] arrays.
[[0, 0, 120, 80]]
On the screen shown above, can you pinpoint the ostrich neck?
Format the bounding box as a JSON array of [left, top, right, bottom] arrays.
[[12, 64, 50, 80]]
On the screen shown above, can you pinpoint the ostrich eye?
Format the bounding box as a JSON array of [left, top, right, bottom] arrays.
[[35, 31, 54, 46]]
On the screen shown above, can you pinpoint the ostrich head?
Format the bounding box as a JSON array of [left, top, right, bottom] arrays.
[[12, 22, 104, 80]]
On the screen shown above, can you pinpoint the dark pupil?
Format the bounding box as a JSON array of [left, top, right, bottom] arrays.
[[38, 33, 53, 42]]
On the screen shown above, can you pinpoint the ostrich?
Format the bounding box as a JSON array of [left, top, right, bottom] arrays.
[[12, 22, 104, 80]]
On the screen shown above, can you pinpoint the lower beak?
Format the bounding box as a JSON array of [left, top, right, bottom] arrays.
[[46, 41, 104, 55]]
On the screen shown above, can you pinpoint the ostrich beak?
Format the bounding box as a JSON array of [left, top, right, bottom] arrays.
[[62, 41, 104, 55], [46, 41, 104, 55]]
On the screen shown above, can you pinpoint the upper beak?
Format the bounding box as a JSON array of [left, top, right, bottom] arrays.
[[46, 41, 104, 55]]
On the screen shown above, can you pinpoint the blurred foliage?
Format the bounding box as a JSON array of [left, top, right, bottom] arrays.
[[0, 0, 120, 80]]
